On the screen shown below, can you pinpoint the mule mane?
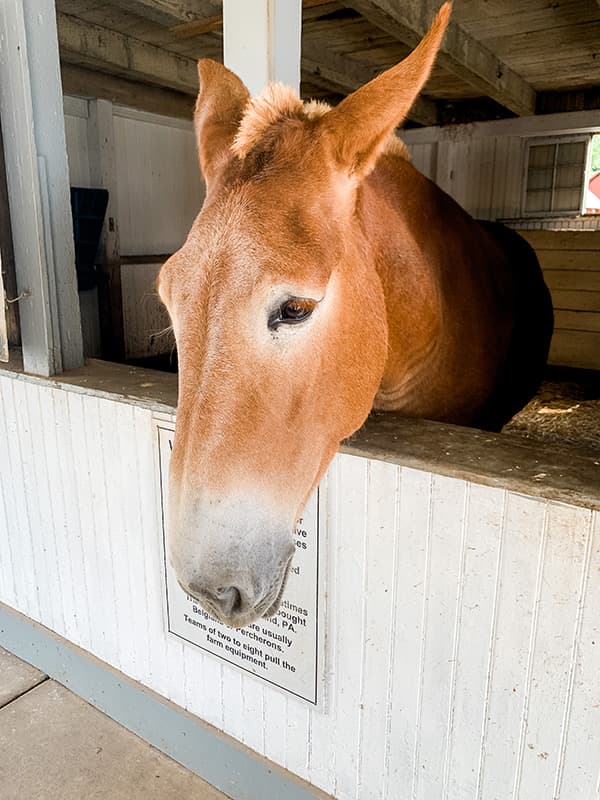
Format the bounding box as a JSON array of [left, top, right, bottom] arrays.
[[232, 83, 411, 163]]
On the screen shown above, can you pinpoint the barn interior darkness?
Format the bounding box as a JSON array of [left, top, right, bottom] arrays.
[[49, 1, 600, 452]]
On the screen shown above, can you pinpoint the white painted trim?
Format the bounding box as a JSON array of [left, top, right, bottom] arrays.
[[401, 110, 600, 145], [0, 0, 83, 374], [112, 104, 194, 131], [223, 0, 302, 95]]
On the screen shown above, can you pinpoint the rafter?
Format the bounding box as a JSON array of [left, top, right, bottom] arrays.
[[105, 0, 221, 27], [346, 0, 536, 116], [57, 13, 199, 93]]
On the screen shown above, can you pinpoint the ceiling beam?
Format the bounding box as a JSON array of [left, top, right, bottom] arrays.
[[58, 11, 435, 125], [105, 0, 221, 27], [302, 39, 438, 125], [57, 13, 199, 93], [346, 0, 536, 116], [61, 63, 195, 119]]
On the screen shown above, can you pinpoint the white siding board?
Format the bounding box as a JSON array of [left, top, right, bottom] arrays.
[[445, 484, 507, 800], [385, 467, 432, 795], [417, 475, 468, 800], [23, 383, 64, 634], [239, 675, 265, 755], [7, 380, 41, 623], [332, 454, 368, 800], [263, 682, 288, 767], [556, 510, 600, 797], [518, 503, 593, 798], [478, 494, 547, 799], [356, 460, 399, 800], [0, 380, 26, 614], [284, 694, 310, 778]]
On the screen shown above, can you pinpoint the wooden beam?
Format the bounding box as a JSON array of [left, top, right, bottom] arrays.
[[346, 0, 536, 116], [301, 39, 438, 125], [171, 14, 223, 38], [61, 64, 195, 119], [57, 13, 199, 94], [105, 0, 221, 27]]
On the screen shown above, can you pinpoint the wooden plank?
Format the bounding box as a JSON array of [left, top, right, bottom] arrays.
[[552, 290, 600, 313], [346, 0, 536, 116], [544, 270, 600, 292], [171, 14, 222, 38], [549, 329, 600, 369], [537, 250, 600, 271], [554, 309, 600, 333], [61, 64, 194, 120], [519, 230, 600, 251], [106, 0, 221, 27], [58, 13, 199, 94]]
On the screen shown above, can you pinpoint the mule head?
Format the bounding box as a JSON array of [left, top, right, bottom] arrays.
[[158, 3, 451, 627]]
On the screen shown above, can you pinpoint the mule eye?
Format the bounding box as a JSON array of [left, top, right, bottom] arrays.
[[269, 298, 317, 330]]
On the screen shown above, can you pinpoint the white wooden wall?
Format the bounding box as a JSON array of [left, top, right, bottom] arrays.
[[63, 98, 201, 358], [1, 373, 598, 799]]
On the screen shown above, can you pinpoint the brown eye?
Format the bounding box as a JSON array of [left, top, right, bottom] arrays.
[[269, 298, 317, 330]]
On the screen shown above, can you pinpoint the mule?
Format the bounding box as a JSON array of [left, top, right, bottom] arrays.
[[158, 2, 553, 628]]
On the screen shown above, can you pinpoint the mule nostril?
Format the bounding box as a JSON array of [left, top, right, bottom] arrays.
[[213, 586, 242, 614]]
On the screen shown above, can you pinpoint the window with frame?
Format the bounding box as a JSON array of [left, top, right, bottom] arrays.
[[523, 134, 600, 217]]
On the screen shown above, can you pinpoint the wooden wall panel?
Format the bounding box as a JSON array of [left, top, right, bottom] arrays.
[[112, 110, 202, 256], [520, 230, 600, 370], [1, 376, 599, 798]]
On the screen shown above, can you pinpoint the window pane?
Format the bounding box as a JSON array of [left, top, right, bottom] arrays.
[[527, 167, 553, 191], [555, 162, 584, 190], [557, 141, 586, 166], [525, 189, 552, 213], [553, 187, 581, 212], [528, 144, 555, 168]]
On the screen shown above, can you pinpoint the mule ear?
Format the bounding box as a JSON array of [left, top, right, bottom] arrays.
[[321, 2, 451, 179], [195, 60, 250, 194]]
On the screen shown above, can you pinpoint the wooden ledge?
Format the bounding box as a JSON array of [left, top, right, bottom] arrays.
[[1, 358, 598, 512]]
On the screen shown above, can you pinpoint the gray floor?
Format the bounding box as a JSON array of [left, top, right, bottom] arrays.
[[0, 647, 229, 799]]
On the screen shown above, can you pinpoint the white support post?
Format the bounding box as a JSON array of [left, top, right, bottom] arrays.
[[223, 0, 302, 95], [0, 0, 83, 375]]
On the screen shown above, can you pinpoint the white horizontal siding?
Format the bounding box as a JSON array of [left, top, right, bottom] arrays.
[[403, 112, 600, 229], [0, 375, 599, 798]]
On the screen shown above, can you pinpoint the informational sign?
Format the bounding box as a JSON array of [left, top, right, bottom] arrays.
[[156, 423, 320, 704]]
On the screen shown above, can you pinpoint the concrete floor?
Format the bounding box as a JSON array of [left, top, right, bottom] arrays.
[[0, 647, 229, 800]]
